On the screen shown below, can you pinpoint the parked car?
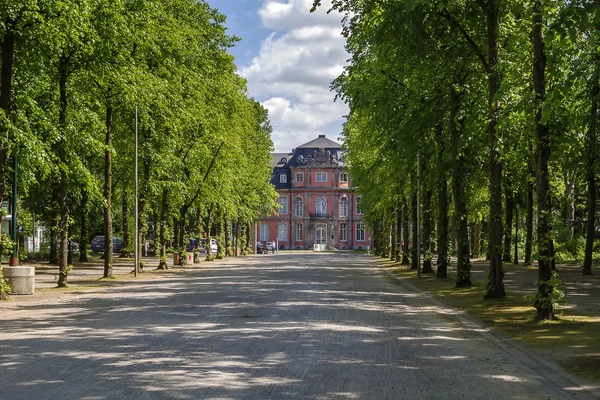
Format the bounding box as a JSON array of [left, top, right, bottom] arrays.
[[256, 243, 266, 254], [209, 238, 218, 254], [266, 241, 275, 253], [91, 236, 123, 253]]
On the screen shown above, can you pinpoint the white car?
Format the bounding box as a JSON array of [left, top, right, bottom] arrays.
[[266, 242, 275, 252], [209, 238, 218, 253], [198, 238, 218, 254]]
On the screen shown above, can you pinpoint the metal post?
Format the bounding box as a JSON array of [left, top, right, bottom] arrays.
[[134, 106, 139, 277], [417, 153, 421, 278], [9, 156, 18, 266]]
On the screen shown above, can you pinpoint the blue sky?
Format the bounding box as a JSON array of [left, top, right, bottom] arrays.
[[206, 0, 348, 152]]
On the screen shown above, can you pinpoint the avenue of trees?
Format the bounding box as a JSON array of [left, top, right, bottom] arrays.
[[313, 0, 599, 319], [0, 0, 277, 298]]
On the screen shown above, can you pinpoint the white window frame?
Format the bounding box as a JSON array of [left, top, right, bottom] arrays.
[[340, 172, 348, 182], [340, 223, 348, 242], [340, 197, 348, 218], [278, 222, 288, 241], [279, 174, 287, 183], [260, 223, 269, 241], [316, 171, 328, 182], [295, 197, 303, 217], [296, 223, 303, 242], [356, 196, 364, 215], [316, 196, 328, 217], [295, 172, 304, 183], [356, 222, 365, 241], [278, 196, 288, 215]]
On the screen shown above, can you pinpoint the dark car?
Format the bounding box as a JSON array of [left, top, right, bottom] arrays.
[[91, 235, 123, 253], [256, 243, 266, 254]]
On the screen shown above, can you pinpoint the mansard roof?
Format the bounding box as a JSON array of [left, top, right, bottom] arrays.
[[297, 134, 341, 149], [271, 153, 292, 168]]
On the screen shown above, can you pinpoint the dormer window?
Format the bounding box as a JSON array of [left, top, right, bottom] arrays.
[[280, 174, 287, 183], [279, 157, 288, 164]]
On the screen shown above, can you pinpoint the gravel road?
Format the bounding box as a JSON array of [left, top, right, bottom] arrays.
[[0, 252, 595, 399]]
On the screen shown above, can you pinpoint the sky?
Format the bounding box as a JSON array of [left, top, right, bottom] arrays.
[[206, 0, 348, 153]]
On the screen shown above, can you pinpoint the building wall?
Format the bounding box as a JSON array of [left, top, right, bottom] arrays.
[[259, 163, 370, 250]]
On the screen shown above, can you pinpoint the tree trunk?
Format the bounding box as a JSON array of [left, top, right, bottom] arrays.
[[514, 206, 519, 264], [533, 1, 554, 319], [422, 189, 433, 273], [473, 221, 481, 258], [56, 55, 70, 288], [78, 188, 88, 262], [157, 189, 168, 270], [503, 187, 514, 262], [411, 191, 418, 271], [401, 199, 410, 265], [436, 124, 449, 279], [483, 0, 505, 299], [103, 105, 113, 278], [525, 177, 534, 265], [583, 67, 598, 275], [0, 23, 15, 212], [206, 206, 214, 258], [395, 203, 402, 262], [390, 208, 397, 261], [122, 190, 129, 250], [565, 178, 575, 229], [450, 87, 471, 288]]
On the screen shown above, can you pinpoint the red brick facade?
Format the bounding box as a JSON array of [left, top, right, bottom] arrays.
[[257, 135, 370, 250]]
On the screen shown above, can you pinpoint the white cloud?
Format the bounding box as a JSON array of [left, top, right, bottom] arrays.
[[258, 0, 342, 30], [241, 0, 348, 152]]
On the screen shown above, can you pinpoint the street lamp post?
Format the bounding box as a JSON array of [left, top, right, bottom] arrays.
[[134, 106, 139, 277]]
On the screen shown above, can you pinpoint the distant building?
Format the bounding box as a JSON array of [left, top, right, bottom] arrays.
[[258, 135, 370, 250]]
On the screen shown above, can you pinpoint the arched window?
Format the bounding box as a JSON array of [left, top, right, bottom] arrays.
[[295, 197, 303, 217], [280, 174, 287, 183], [316, 196, 327, 217], [340, 197, 348, 217], [278, 222, 288, 241]]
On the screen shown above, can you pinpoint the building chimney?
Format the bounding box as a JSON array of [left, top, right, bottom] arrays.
[[318, 134, 326, 138]]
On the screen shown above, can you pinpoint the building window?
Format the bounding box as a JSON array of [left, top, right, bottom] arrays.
[[316, 171, 327, 182], [340, 197, 348, 217], [280, 174, 287, 183], [295, 197, 303, 217], [278, 222, 288, 241], [356, 196, 364, 214], [295, 173, 304, 183], [340, 172, 348, 182], [340, 223, 347, 241], [356, 222, 365, 241], [316, 195, 328, 217], [260, 223, 269, 241], [278, 196, 288, 214], [296, 223, 303, 241]]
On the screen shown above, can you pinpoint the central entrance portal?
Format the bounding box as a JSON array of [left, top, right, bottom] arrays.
[[316, 224, 327, 245]]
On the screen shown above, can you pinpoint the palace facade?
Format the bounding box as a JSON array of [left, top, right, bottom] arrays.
[[258, 135, 370, 250]]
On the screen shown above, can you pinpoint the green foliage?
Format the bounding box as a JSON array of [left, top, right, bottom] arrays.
[[526, 272, 565, 312], [0, 270, 11, 300]]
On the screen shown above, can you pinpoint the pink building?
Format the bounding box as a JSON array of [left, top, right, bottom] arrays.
[[258, 135, 370, 250]]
